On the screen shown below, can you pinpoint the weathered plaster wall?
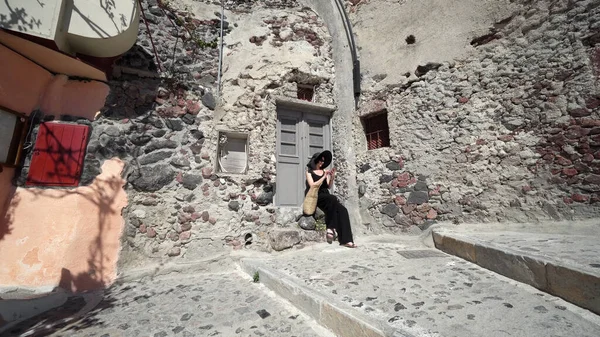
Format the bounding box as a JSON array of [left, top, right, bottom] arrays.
[[0, 159, 127, 292], [0, 168, 16, 232], [351, 0, 517, 86], [351, 0, 600, 233], [0, 45, 52, 115], [76, 0, 336, 268], [0, 44, 109, 119]]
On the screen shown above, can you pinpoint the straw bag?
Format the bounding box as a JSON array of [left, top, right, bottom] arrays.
[[302, 181, 322, 216]]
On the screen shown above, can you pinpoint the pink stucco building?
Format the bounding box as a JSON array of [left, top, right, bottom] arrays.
[[0, 0, 139, 292]]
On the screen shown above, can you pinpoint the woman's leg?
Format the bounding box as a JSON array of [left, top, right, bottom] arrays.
[[334, 201, 354, 245], [317, 194, 339, 243], [317, 194, 339, 230]]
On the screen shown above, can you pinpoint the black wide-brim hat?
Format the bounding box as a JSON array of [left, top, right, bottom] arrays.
[[307, 150, 332, 169]]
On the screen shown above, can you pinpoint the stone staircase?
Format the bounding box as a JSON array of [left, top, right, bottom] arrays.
[[238, 226, 600, 337], [432, 223, 600, 316]]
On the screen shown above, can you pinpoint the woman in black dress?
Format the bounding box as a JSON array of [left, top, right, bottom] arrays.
[[305, 150, 356, 248]]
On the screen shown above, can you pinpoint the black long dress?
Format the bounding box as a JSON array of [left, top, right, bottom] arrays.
[[305, 170, 354, 245]]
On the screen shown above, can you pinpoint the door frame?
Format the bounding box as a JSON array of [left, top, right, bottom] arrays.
[[274, 97, 336, 208]]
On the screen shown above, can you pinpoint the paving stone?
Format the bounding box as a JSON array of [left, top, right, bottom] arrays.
[[34, 272, 328, 337], [242, 236, 600, 337], [433, 225, 600, 315]]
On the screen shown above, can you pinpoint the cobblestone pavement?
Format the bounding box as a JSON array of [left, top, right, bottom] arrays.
[[244, 236, 600, 337], [6, 236, 600, 337], [7, 271, 333, 337]]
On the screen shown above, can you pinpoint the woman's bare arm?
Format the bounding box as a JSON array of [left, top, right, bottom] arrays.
[[306, 171, 327, 187], [324, 169, 331, 186]]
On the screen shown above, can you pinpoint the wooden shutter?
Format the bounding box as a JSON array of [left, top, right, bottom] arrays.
[[26, 122, 89, 187]]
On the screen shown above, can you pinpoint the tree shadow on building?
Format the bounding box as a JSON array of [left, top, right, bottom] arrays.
[[0, 1, 42, 33], [0, 157, 127, 336], [0, 184, 17, 241]]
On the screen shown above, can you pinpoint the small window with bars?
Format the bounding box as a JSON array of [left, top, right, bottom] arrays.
[[297, 84, 315, 102], [362, 112, 390, 150]]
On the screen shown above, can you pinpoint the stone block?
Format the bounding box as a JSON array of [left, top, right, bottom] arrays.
[[256, 191, 274, 206], [301, 230, 324, 242], [475, 245, 547, 291], [407, 191, 429, 204], [381, 204, 399, 218], [432, 232, 476, 262], [298, 216, 316, 230], [130, 164, 175, 192], [138, 150, 173, 165], [202, 92, 216, 110], [228, 201, 240, 211], [320, 302, 385, 337], [394, 214, 412, 227], [168, 247, 181, 257], [385, 161, 402, 171], [269, 230, 301, 251], [181, 174, 202, 190], [547, 264, 600, 315]]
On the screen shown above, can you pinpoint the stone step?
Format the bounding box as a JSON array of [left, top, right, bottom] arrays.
[[239, 236, 600, 337], [239, 259, 391, 337], [432, 227, 600, 315]]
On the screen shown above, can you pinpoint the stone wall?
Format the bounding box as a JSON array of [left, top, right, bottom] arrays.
[[353, 0, 600, 233], [73, 0, 335, 268]]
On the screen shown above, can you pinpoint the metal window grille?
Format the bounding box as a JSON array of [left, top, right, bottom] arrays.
[[364, 112, 390, 150]]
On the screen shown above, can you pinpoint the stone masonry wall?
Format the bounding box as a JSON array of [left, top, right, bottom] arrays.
[[77, 0, 334, 268], [354, 0, 600, 234]]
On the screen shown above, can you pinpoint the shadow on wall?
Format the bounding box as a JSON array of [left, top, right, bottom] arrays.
[[0, 1, 42, 33], [0, 158, 127, 293], [0, 167, 125, 336], [0, 0, 126, 37], [0, 181, 16, 242]]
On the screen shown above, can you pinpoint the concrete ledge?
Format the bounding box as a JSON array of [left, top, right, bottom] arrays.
[[274, 95, 337, 114], [321, 302, 389, 337], [239, 259, 400, 337], [432, 230, 600, 315]]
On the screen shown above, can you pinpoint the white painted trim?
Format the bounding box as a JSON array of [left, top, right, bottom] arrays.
[[274, 96, 336, 115]]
